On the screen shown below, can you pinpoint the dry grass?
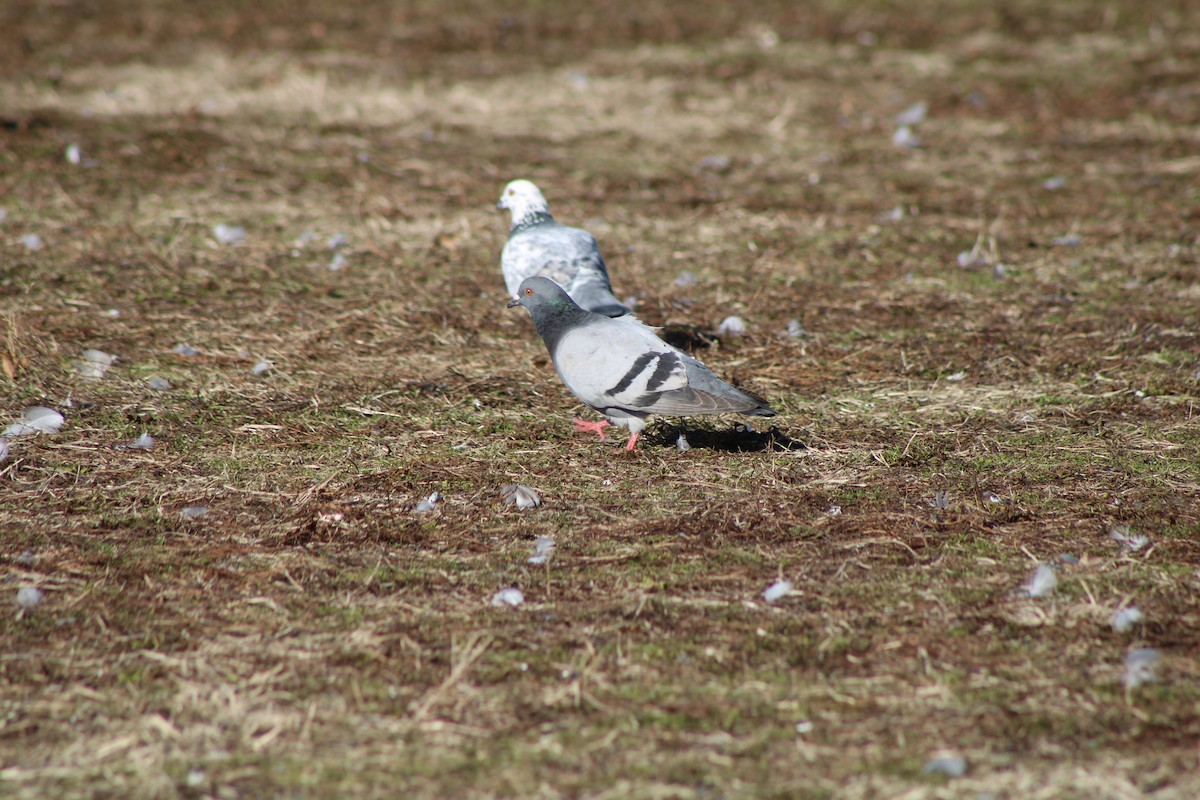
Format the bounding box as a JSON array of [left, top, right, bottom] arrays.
[[2, 1, 1200, 798]]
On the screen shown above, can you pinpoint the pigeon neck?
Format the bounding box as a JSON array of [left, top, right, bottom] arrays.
[[532, 302, 589, 355], [510, 210, 554, 234]]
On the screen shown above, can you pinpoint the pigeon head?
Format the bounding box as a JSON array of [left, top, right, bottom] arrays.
[[498, 179, 551, 223], [507, 276, 577, 311], [507, 277, 589, 350]]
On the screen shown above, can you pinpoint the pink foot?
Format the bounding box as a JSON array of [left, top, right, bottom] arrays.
[[574, 418, 612, 441], [624, 431, 640, 452]]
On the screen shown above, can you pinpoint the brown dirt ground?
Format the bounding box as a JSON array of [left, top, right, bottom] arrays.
[[2, 1, 1199, 798]]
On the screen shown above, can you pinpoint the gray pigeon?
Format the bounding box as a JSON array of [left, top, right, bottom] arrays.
[[498, 179, 631, 317], [508, 277, 775, 450]]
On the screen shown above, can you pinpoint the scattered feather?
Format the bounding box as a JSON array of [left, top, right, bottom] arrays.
[[329, 252, 346, 271], [128, 433, 155, 451], [528, 536, 556, 565], [956, 250, 979, 268], [65, 143, 82, 164], [1124, 648, 1160, 690], [794, 720, 814, 734], [717, 316, 747, 337], [1110, 526, 1148, 551], [500, 484, 541, 510], [1057, 553, 1079, 565], [77, 348, 117, 379], [880, 205, 905, 222], [147, 376, 172, 391], [16, 586, 44, 612], [892, 125, 920, 149], [1112, 607, 1144, 633], [173, 343, 199, 357], [180, 506, 208, 519], [1021, 563, 1057, 598], [931, 491, 950, 510], [755, 27, 780, 49], [413, 491, 442, 514], [327, 232, 349, 250], [212, 224, 245, 245], [826, 504, 842, 516], [698, 154, 732, 173], [922, 754, 967, 778], [673, 270, 698, 288], [103, 308, 120, 318], [896, 101, 928, 126], [763, 580, 792, 603], [675, 432, 691, 452], [19, 233, 43, 251], [17, 550, 34, 566], [252, 360, 272, 376], [944, 370, 966, 382], [4, 407, 64, 437], [0, 439, 9, 464], [491, 587, 524, 608], [1042, 176, 1068, 191], [786, 319, 806, 338], [1053, 233, 1082, 247]]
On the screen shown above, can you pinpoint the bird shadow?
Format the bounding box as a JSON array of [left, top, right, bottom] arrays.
[[647, 423, 806, 453], [657, 324, 745, 353], [658, 324, 715, 353]]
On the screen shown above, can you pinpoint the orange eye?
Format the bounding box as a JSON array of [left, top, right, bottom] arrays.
[[524, 287, 534, 295]]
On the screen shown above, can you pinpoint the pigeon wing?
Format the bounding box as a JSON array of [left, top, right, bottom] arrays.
[[552, 319, 688, 413], [639, 353, 775, 416]]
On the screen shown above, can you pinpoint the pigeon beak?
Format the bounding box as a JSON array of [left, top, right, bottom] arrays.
[[506, 297, 522, 308]]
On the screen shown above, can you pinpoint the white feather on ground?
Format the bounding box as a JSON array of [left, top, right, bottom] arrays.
[[1021, 563, 1056, 598], [1124, 648, 1160, 690], [491, 588, 525, 608], [501, 484, 542, 509], [763, 581, 792, 603], [4, 407, 64, 437], [528, 537, 556, 565]]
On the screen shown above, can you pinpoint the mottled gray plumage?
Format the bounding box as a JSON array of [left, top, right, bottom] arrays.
[[508, 277, 774, 450], [498, 179, 630, 317]]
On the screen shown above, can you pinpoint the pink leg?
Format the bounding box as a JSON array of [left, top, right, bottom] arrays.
[[574, 418, 611, 441], [624, 431, 640, 451]]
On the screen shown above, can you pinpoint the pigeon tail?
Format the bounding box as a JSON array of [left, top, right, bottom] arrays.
[[571, 286, 631, 317], [592, 303, 631, 318]]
